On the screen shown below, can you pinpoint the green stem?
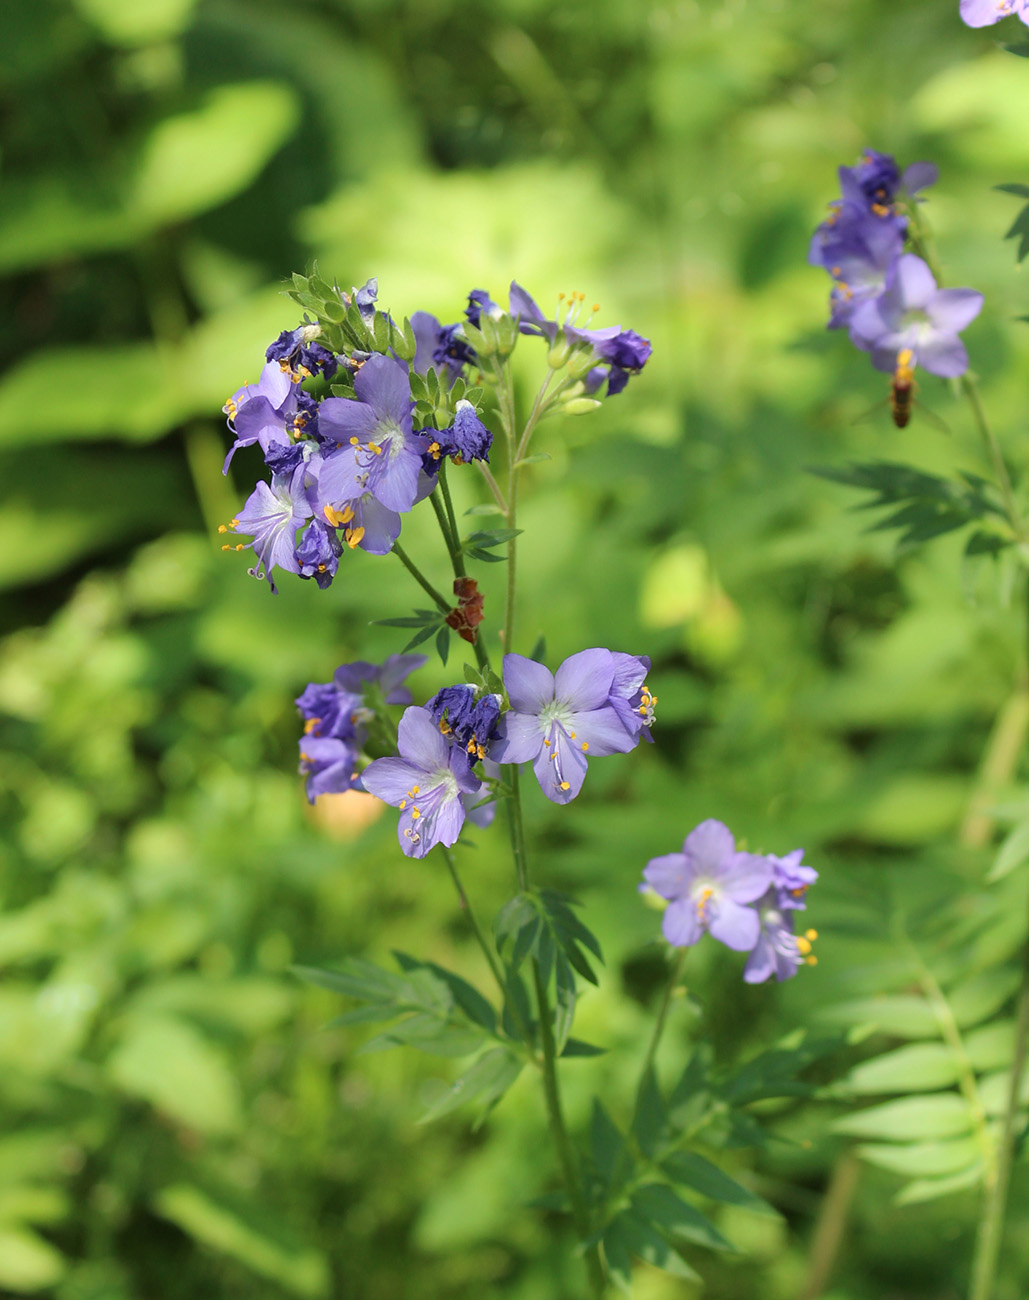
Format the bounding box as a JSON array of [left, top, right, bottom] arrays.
[[428, 474, 492, 674], [391, 542, 451, 613], [637, 947, 689, 1093], [438, 461, 464, 568], [960, 373, 1022, 540], [439, 845, 506, 997], [969, 576, 1029, 1300], [533, 961, 608, 1299]]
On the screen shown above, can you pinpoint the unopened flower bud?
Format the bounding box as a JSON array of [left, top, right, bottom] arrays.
[[562, 397, 603, 416]]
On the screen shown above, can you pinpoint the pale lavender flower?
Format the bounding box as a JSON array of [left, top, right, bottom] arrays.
[[491, 649, 641, 804], [642, 820, 772, 951], [960, 0, 1029, 25], [362, 707, 482, 857], [226, 465, 312, 592]]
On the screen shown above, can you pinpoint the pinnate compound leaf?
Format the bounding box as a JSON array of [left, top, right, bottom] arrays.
[[610, 1210, 702, 1281], [832, 1094, 975, 1141], [393, 952, 497, 1033], [591, 1099, 628, 1186], [895, 1163, 986, 1205], [418, 1047, 522, 1124], [821, 995, 939, 1039], [947, 968, 1020, 1029], [632, 1066, 666, 1158], [965, 1020, 1015, 1071]]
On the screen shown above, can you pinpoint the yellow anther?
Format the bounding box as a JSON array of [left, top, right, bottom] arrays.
[[411, 807, 421, 820], [428, 442, 441, 459], [368, 441, 383, 455], [467, 739, 476, 753], [300, 751, 311, 763], [411, 786, 420, 795], [221, 544, 231, 551], [805, 955, 818, 966], [558, 292, 566, 301], [317, 563, 327, 572], [696, 885, 715, 919], [349, 436, 360, 446], [304, 718, 320, 734], [592, 303, 600, 313], [218, 524, 228, 534], [440, 721, 451, 734], [569, 731, 577, 739], [559, 781, 570, 791], [581, 742, 589, 752], [805, 928, 818, 941], [543, 738, 551, 746], [234, 544, 245, 551], [796, 936, 812, 956], [344, 526, 365, 549], [399, 800, 406, 809]]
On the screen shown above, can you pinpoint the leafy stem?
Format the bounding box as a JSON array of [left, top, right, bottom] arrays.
[[439, 845, 507, 999]]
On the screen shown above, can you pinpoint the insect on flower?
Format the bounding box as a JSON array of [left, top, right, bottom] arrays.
[[890, 347, 915, 428]]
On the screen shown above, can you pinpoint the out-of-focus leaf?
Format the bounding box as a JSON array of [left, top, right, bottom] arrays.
[[857, 1137, 982, 1178], [153, 1184, 329, 1298], [947, 968, 1020, 1028], [895, 1163, 986, 1205], [844, 1044, 962, 1094], [661, 1152, 773, 1213], [0, 1225, 66, 1291], [988, 819, 1029, 882], [107, 1016, 242, 1134], [832, 1095, 975, 1141], [631, 1183, 735, 1253], [965, 1020, 1015, 1072], [70, 0, 200, 46], [820, 995, 939, 1039], [418, 1047, 523, 1124], [131, 83, 301, 226]]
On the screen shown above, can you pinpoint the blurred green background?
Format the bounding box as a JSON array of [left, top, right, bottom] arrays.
[[4, 0, 1029, 1296]]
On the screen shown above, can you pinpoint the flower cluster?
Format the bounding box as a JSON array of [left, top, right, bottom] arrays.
[[219, 277, 650, 593], [809, 150, 983, 381], [640, 820, 818, 984], [298, 646, 654, 856]]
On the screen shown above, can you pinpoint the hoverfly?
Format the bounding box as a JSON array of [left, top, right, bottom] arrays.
[[853, 347, 949, 433]]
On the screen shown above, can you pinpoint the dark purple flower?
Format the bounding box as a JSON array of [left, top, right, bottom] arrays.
[[411, 311, 476, 382], [295, 519, 343, 589], [743, 893, 817, 984], [427, 684, 502, 761], [607, 652, 656, 744], [267, 323, 338, 382], [314, 354, 425, 513], [809, 201, 904, 329], [225, 465, 312, 593], [491, 649, 639, 804], [838, 150, 937, 218], [849, 253, 983, 377], [333, 652, 427, 705], [424, 401, 493, 468], [465, 289, 502, 327], [641, 820, 772, 952], [362, 706, 482, 857], [960, 0, 1029, 26]]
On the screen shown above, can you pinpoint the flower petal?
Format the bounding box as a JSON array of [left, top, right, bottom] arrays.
[[916, 333, 969, 379], [564, 706, 638, 756], [354, 352, 413, 428], [642, 852, 689, 901], [490, 710, 544, 765], [502, 654, 555, 713], [720, 852, 775, 904], [532, 732, 588, 803], [554, 648, 615, 711], [662, 899, 703, 948], [708, 899, 760, 951], [360, 756, 424, 806], [927, 288, 983, 334], [892, 253, 937, 311], [396, 705, 450, 771], [681, 819, 736, 874]]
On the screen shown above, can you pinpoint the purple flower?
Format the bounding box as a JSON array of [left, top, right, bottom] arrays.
[[465, 289, 503, 327], [960, 0, 1029, 25], [298, 735, 361, 802], [808, 201, 904, 330], [641, 820, 772, 951], [315, 354, 426, 513], [768, 849, 818, 910], [849, 253, 983, 377], [224, 465, 312, 592], [491, 649, 640, 804], [424, 401, 493, 467], [295, 519, 342, 589], [411, 311, 476, 382], [427, 684, 502, 761], [295, 653, 425, 803], [607, 653, 656, 743], [838, 151, 937, 219], [222, 361, 312, 473], [743, 893, 818, 984], [267, 324, 338, 382], [362, 707, 482, 857]]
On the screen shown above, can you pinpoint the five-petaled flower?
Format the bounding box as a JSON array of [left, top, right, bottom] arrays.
[[362, 706, 484, 857], [491, 649, 643, 803]]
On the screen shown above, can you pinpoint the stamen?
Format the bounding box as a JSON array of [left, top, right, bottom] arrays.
[[344, 526, 365, 549], [304, 718, 321, 734], [581, 742, 589, 752], [411, 807, 421, 820], [559, 781, 570, 791]]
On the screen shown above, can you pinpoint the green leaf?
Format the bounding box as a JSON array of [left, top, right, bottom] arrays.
[[154, 1185, 328, 1297], [832, 1095, 975, 1141], [821, 995, 939, 1038], [601, 1216, 634, 1293], [553, 950, 576, 1055], [996, 182, 1029, 196], [418, 1048, 523, 1124], [131, 83, 301, 226], [292, 960, 404, 1004], [1002, 42, 1029, 59], [0, 1226, 66, 1291], [465, 504, 505, 516], [561, 1038, 607, 1057], [461, 528, 522, 550], [359, 1015, 485, 1058], [844, 1043, 962, 1094], [611, 1209, 702, 1281], [948, 968, 1020, 1028], [661, 1152, 772, 1212], [965, 1020, 1015, 1071], [392, 952, 497, 1033], [894, 1163, 986, 1205], [107, 1016, 242, 1135], [591, 1100, 628, 1186], [988, 818, 1029, 882], [1003, 203, 1029, 263], [631, 1183, 735, 1253], [514, 453, 552, 468], [857, 1137, 982, 1178], [70, 0, 200, 46], [435, 625, 450, 667]]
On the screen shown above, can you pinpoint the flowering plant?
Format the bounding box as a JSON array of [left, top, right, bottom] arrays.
[[218, 273, 828, 1293]]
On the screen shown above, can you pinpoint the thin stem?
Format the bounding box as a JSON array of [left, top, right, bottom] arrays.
[[476, 460, 509, 515], [637, 947, 689, 1092], [438, 461, 464, 567], [391, 541, 451, 613], [429, 489, 462, 570], [960, 373, 1022, 540], [428, 475, 492, 674], [507, 766, 530, 893], [439, 845, 506, 996], [533, 962, 608, 1299]]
